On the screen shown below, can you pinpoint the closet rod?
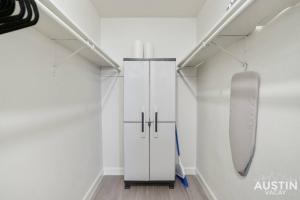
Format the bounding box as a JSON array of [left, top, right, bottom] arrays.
[[35, 0, 120, 72], [178, 0, 254, 70]]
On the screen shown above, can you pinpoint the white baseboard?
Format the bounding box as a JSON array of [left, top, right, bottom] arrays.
[[195, 169, 218, 200], [82, 169, 104, 200], [81, 167, 216, 200], [103, 167, 196, 176], [104, 167, 124, 175]]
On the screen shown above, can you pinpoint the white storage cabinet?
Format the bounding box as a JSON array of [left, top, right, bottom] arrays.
[[123, 58, 176, 189]]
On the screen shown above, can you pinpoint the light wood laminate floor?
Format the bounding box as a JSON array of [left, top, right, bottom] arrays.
[[94, 176, 209, 200]]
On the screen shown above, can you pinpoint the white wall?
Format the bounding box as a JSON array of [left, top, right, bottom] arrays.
[[101, 18, 197, 65], [0, 28, 103, 200], [100, 68, 124, 175], [44, 0, 102, 45], [196, 4, 300, 200], [100, 18, 198, 174], [177, 68, 198, 174]]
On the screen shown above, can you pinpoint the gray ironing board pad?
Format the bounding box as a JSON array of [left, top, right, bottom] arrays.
[[229, 71, 260, 176]]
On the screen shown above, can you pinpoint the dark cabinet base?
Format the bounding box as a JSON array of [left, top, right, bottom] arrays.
[[124, 181, 175, 189]]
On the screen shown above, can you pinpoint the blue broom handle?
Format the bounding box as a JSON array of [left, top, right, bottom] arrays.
[[175, 126, 181, 156]]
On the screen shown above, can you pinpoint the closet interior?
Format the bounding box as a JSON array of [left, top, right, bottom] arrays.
[[1, 0, 299, 199]]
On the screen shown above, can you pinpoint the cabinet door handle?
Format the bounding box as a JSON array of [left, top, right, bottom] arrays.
[[141, 112, 145, 132], [155, 112, 158, 132]]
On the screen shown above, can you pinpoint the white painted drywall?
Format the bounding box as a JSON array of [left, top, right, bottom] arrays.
[[44, 0, 102, 45], [177, 68, 198, 174], [0, 28, 103, 200], [100, 18, 198, 174], [100, 68, 124, 175], [100, 18, 197, 66], [197, 4, 300, 200]]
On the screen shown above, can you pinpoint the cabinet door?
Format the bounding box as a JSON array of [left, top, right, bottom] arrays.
[[124, 123, 149, 181], [150, 61, 176, 122], [124, 61, 149, 122], [150, 123, 175, 181]]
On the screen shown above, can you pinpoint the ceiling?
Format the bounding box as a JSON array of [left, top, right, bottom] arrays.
[[91, 0, 205, 17]]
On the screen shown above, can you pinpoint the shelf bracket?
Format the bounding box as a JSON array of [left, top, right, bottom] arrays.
[[52, 46, 86, 79], [177, 61, 205, 72], [54, 46, 86, 68], [210, 41, 248, 71], [177, 66, 184, 72], [178, 70, 197, 98]]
